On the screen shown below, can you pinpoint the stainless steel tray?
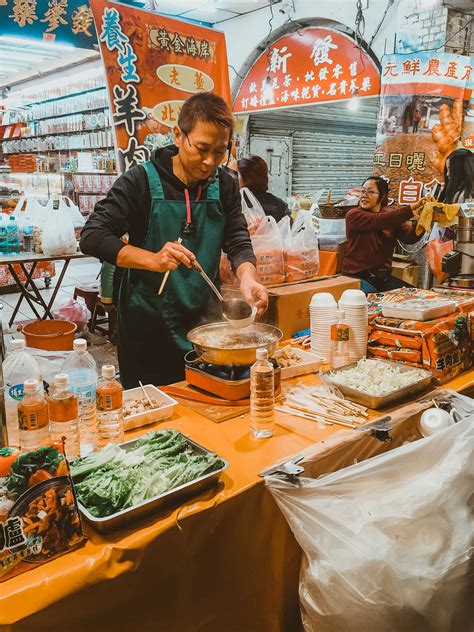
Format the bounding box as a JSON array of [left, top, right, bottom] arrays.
[[72, 432, 228, 533], [319, 360, 432, 409]]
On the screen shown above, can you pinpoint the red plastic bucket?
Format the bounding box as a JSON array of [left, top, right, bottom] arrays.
[[22, 320, 77, 351]]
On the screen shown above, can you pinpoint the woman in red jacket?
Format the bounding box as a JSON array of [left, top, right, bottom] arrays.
[[341, 176, 426, 293]]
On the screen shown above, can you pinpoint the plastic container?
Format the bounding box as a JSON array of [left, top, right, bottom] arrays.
[[0, 215, 8, 255], [96, 365, 124, 447], [3, 339, 43, 447], [250, 348, 275, 439], [22, 319, 77, 351], [17, 379, 50, 451], [7, 216, 20, 255], [48, 373, 80, 459], [380, 299, 456, 321], [123, 385, 177, 432], [62, 338, 98, 456], [21, 225, 34, 253], [330, 310, 350, 369]]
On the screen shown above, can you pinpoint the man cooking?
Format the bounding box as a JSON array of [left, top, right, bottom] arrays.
[[80, 92, 268, 388]]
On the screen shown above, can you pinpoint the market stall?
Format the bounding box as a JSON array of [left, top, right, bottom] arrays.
[[2, 367, 473, 631]]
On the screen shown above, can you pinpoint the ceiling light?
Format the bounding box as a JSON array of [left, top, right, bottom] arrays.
[[0, 35, 75, 52], [348, 89, 360, 111], [0, 51, 54, 63]]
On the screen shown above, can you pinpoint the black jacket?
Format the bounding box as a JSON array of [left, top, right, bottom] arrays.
[[80, 145, 256, 272]]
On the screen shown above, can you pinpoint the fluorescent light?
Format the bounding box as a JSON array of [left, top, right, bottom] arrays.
[[0, 35, 75, 52], [0, 43, 61, 59], [0, 51, 54, 63], [347, 89, 360, 111]]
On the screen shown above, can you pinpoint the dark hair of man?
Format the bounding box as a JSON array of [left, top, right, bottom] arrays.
[[363, 176, 390, 207], [178, 92, 234, 141], [237, 155, 269, 193], [439, 148, 474, 203]]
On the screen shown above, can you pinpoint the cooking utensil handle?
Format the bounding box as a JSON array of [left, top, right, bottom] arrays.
[[195, 263, 224, 302], [157, 237, 183, 296]]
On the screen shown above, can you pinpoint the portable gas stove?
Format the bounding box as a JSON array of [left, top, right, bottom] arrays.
[[184, 351, 281, 401]]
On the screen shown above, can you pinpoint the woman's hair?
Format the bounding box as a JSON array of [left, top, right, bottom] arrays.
[[237, 155, 269, 193], [439, 148, 474, 203], [362, 176, 390, 207]]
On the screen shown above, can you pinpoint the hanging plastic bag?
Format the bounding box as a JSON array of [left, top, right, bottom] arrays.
[[279, 211, 319, 282], [52, 297, 91, 334], [266, 418, 474, 632], [424, 223, 453, 284], [56, 195, 85, 228], [252, 215, 285, 285], [12, 195, 47, 229], [241, 187, 265, 235], [41, 199, 77, 256]]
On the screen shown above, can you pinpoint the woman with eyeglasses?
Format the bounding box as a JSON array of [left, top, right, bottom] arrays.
[[341, 176, 426, 294], [80, 92, 268, 388]]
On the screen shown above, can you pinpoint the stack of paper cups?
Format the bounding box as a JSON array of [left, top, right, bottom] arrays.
[[310, 292, 338, 362], [338, 289, 368, 362]]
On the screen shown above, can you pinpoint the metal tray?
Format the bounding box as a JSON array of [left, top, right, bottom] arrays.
[[72, 432, 228, 533], [319, 360, 432, 409]]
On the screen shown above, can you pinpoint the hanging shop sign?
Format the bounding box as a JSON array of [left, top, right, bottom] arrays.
[[233, 27, 380, 115], [90, 0, 231, 173], [373, 52, 473, 205], [0, 0, 98, 49]]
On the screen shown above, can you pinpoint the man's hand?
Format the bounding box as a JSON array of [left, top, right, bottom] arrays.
[[237, 263, 268, 316], [150, 242, 196, 272]]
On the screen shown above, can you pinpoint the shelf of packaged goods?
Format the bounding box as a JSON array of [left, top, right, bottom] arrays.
[[19, 127, 110, 140], [3, 146, 115, 155], [16, 105, 110, 124], [23, 85, 107, 107]]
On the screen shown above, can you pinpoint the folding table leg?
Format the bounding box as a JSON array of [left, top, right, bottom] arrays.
[[43, 258, 71, 319], [7, 263, 42, 327], [19, 263, 54, 319]]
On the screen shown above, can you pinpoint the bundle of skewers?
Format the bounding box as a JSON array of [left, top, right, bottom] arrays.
[[277, 384, 369, 429]]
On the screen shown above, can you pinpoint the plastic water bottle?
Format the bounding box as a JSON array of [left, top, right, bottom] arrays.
[[0, 215, 8, 255], [96, 365, 124, 448], [17, 379, 50, 451], [250, 348, 275, 439], [21, 225, 34, 253], [7, 216, 20, 255], [49, 373, 80, 460], [62, 338, 98, 456], [3, 339, 43, 447]]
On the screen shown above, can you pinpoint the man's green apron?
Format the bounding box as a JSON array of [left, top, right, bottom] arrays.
[[117, 161, 225, 388]]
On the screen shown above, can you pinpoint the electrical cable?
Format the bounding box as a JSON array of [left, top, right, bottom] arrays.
[[369, 0, 395, 49], [392, 15, 473, 55], [228, 64, 244, 80]]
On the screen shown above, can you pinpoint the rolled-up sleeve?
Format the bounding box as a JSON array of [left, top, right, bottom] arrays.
[[221, 176, 256, 272]]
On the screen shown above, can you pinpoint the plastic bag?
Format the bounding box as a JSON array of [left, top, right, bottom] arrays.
[[41, 198, 77, 256], [252, 215, 285, 285], [25, 347, 73, 392], [12, 195, 47, 228], [52, 298, 91, 334], [266, 418, 474, 632], [241, 187, 265, 235], [279, 211, 319, 282], [425, 224, 453, 284], [53, 195, 85, 228]]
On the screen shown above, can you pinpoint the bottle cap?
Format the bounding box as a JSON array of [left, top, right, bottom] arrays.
[[256, 348, 268, 360], [54, 373, 70, 387], [74, 338, 87, 352], [11, 339, 26, 351], [102, 364, 116, 379], [24, 379, 39, 394]]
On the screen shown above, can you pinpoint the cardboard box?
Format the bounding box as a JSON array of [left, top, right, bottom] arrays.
[[224, 275, 360, 338], [391, 256, 419, 287]]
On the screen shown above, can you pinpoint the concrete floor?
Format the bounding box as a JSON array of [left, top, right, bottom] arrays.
[[0, 256, 118, 369]]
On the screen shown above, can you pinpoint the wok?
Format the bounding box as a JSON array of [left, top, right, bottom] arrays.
[[187, 322, 283, 366]]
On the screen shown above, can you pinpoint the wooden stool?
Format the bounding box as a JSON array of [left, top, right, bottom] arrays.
[[90, 300, 117, 342]]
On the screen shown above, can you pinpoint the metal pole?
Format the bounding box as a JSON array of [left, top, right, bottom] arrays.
[[0, 302, 9, 447]]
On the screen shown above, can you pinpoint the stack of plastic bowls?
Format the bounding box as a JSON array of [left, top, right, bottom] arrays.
[[310, 292, 338, 362], [338, 289, 368, 363]]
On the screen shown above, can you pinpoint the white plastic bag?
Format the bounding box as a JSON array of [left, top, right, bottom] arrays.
[[56, 195, 85, 228], [266, 419, 474, 632], [279, 211, 319, 282], [12, 195, 47, 228], [241, 187, 265, 235], [41, 197, 77, 256], [26, 347, 73, 392], [52, 297, 91, 334], [252, 215, 285, 286]]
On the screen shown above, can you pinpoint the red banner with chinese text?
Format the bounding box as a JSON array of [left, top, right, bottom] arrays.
[[233, 27, 380, 114], [90, 0, 231, 173], [373, 52, 473, 205]]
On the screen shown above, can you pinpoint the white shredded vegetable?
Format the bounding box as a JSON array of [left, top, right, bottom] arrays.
[[330, 359, 429, 396]]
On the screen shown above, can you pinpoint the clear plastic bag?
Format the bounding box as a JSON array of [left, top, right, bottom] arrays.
[[12, 195, 47, 229], [52, 298, 91, 334], [425, 223, 454, 284], [41, 197, 77, 256], [266, 418, 474, 632], [252, 215, 285, 285], [279, 211, 319, 282], [241, 187, 265, 235]]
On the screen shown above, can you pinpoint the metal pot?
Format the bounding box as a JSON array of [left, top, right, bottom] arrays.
[[455, 226, 474, 243], [187, 322, 283, 366], [457, 215, 474, 228]]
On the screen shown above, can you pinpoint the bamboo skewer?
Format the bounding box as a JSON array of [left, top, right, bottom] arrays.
[[276, 406, 356, 429]]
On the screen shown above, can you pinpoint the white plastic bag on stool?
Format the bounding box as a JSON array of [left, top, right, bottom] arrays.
[[52, 298, 91, 334], [266, 419, 474, 632]]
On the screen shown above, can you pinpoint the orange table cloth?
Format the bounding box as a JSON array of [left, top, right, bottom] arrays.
[[2, 371, 473, 632]]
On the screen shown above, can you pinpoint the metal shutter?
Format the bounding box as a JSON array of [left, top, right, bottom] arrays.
[[249, 97, 379, 199]]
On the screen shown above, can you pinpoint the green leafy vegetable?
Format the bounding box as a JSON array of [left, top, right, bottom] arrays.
[[4, 446, 62, 496], [0, 447, 16, 457], [73, 430, 224, 518]]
